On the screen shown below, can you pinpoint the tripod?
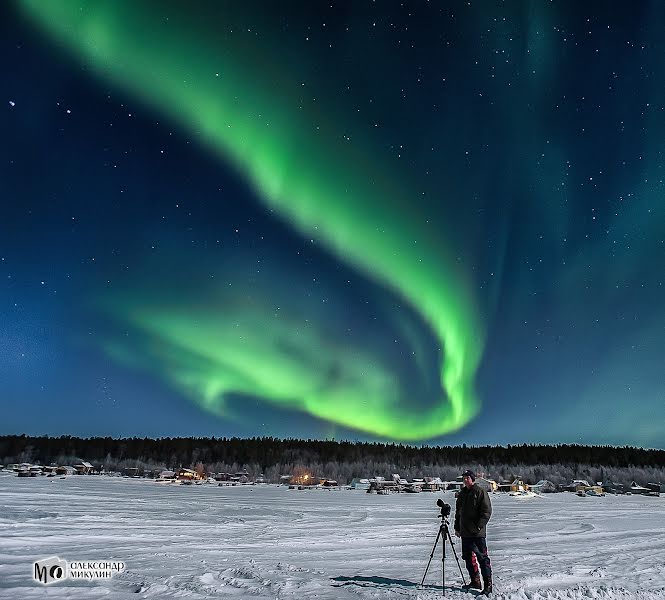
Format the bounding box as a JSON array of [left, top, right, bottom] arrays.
[[420, 507, 466, 597]]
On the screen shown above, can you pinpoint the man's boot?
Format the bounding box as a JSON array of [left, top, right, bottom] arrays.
[[462, 575, 482, 590], [482, 575, 493, 595]]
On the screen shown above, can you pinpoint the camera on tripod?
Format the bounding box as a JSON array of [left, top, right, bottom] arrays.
[[421, 498, 466, 595], [436, 498, 451, 518]]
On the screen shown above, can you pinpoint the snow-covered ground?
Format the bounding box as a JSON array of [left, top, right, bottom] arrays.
[[1, 473, 664, 599]]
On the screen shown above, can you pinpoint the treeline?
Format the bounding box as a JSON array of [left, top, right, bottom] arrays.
[[2, 435, 664, 486]]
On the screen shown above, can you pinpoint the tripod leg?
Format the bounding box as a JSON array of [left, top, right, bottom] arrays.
[[445, 526, 467, 585], [441, 525, 446, 597], [420, 527, 442, 587]]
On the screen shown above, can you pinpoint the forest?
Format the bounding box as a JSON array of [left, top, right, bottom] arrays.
[[1, 435, 663, 486]]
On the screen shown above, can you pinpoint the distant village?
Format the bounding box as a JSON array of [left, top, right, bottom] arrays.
[[2, 462, 662, 497], [3, 435, 665, 498]]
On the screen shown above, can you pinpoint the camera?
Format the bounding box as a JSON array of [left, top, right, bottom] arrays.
[[436, 498, 451, 518]]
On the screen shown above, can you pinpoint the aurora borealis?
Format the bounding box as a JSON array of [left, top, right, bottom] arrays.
[[2, 2, 664, 446]]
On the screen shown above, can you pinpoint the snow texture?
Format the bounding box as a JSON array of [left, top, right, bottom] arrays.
[[0, 473, 664, 599]]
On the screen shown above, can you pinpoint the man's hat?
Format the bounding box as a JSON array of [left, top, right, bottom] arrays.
[[462, 469, 476, 481]]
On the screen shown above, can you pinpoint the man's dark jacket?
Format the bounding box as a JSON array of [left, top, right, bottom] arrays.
[[454, 483, 492, 538]]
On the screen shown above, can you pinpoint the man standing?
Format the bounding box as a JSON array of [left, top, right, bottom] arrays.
[[454, 469, 493, 595]]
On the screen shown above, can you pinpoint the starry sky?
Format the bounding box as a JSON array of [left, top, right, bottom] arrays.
[[1, 1, 664, 447]]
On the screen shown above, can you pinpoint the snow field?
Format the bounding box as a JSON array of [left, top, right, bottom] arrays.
[[0, 474, 664, 599]]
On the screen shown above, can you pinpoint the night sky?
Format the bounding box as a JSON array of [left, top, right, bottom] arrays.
[[2, 1, 664, 447]]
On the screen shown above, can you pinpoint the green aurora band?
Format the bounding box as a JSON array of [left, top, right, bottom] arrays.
[[21, 1, 485, 440]]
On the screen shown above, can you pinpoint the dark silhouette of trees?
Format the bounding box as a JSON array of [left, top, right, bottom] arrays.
[[1, 435, 664, 486]]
